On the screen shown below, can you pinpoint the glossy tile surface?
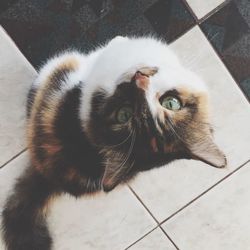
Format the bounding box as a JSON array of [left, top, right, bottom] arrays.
[[130, 26, 250, 222], [0, 26, 36, 166], [163, 162, 250, 250]]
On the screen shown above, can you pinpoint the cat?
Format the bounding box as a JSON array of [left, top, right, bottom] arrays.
[[2, 36, 226, 250]]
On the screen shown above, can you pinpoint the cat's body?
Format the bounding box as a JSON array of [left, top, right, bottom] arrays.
[[2, 36, 226, 250]]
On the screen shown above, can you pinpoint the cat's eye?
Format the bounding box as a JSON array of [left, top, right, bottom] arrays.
[[116, 106, 133, 124], [161, 96, 181, 111]]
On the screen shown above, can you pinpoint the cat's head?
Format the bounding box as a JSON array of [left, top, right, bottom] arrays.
[[81, 37, 226, 192]]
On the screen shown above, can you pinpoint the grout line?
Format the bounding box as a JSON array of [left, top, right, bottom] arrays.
[[160, 159, 250, 225], [181, 0, 198, 23], [127, 158, 250, 249], [182, 0, 232, 23], [127, 186, 179, 250], [163, 0, 197, 45], [0, 26, 36, 73], [159, 225, 180, 250], [0, 148, 27, 169], [165, 0, 200, 44], [198, 0, 232, 24], [128, 185, 160, 224], [169, 24, 196, 45], [124, 226, 158, 250]]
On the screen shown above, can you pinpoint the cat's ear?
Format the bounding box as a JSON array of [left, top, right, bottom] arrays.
[[189, 136, 227, 168], [101, 152, 131, 192]]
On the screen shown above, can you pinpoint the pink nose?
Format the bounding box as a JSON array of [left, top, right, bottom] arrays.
[[134, 71, 150, 91]]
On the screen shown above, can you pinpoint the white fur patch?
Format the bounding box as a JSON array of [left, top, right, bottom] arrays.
[[79, 36, 208, 125]]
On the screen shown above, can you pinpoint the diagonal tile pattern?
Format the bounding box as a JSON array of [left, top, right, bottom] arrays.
[[201, 0, 250, 100], [162, 162, 250, 250], [130, 26, 250, 222], [145, 0, 195, 41]]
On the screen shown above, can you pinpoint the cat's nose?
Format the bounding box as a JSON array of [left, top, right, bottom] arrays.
[[133, 67, 158, 91], [134, 71, 150, 91]]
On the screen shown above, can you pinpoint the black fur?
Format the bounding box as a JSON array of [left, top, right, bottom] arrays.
[[2, 168, 55, 250]]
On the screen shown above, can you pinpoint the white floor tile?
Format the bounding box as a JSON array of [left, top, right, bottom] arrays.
[[128, 228, 176, 250], [162, 162, 250, 250], [0, 26, 36, 166], [48, 186, 156, 250], [130, 26, 250, 222], [186, 0, 225, 19]]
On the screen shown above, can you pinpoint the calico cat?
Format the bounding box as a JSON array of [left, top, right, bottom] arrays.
[[2, 36, 226, 250]]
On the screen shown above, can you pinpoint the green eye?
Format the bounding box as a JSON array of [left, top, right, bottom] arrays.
[[116, 106, 133, 124], [161, 96, 181, 111]]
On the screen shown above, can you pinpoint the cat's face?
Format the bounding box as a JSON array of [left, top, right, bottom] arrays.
[[86, 66, 226, 192]]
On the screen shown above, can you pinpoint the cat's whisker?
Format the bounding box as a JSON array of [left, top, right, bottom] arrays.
[[165, 117, 187, 145], [118, 130, 136, 169], [125, 160, 135, 175], [106, 129, 134, 149], [111, 130, 136, 181]]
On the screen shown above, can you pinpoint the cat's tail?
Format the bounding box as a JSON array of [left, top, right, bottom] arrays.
[[1, 166, 56, 250]]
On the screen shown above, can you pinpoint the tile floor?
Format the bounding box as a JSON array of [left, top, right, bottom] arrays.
[[0, 1, 250, 250]]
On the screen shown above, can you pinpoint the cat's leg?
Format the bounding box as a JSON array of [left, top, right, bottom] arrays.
[[2, 166, 57, 250]]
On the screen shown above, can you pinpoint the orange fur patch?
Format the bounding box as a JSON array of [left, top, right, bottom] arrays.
[[27, 55, 80, 173]]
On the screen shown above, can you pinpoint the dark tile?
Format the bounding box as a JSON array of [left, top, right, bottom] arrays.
[[0, 0, 194, 67], [87, 0, 112, 17], [201, 0, 250, 100], [0, 0, 18, 14], [145, 0, 195, 42]]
